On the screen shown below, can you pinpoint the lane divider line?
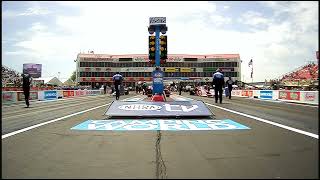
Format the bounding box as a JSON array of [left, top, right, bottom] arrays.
[[205, 103, 318, 139], [2, 103, 111, 139], [2, 95, 140, 139]]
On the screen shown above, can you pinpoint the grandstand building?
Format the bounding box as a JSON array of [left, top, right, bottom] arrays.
[[75, 53, 242, 88]]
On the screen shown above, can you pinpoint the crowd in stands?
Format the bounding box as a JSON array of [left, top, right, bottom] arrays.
[[2, 66, 22, 87], [280, 62, 318, 82]]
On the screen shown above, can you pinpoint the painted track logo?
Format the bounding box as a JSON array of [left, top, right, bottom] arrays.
[[118, 104, 162, 111]]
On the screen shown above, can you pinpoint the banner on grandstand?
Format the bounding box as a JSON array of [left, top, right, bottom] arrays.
[[23, 64, 42, 78], [279, 91, 300, 101]]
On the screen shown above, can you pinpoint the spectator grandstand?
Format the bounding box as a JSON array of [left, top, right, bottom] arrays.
[[2, 65, 22, 87], [280, 62, 318, 81]]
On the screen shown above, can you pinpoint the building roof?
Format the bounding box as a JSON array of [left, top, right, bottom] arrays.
[[77, 53, 240, 59]]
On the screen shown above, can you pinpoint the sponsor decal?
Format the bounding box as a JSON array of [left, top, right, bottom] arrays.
[[117, 103, 199, 112], [2, 92, 15, 103], [279, 91, 300, 101], [17, 91, 38, 101], [71, 119, 250, 131], [260, 90, 273, 99], [63, 90, 74, 97], [44, 91, 57, 99], [119, 104, 162, 111], [305, 92, 315, 101]]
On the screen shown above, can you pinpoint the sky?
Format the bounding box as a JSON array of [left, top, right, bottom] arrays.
[[2, 1, 319, 82]]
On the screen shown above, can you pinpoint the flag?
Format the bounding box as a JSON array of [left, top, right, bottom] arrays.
[[248, 59, 253, 67], [250, 67, 253, 78]]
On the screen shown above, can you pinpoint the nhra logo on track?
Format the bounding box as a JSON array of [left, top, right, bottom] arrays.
[[118, 104, 162, 111], [154, 72, 162, 78]]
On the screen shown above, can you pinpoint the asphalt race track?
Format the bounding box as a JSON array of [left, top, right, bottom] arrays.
[[2, 92, 318, 178]]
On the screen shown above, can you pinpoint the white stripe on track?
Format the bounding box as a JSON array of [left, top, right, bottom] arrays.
[[205, 103, 318, 139], [2, 95, 142, 139]]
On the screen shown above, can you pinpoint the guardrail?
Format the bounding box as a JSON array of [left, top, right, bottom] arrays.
[[2, 90, 103, 104]]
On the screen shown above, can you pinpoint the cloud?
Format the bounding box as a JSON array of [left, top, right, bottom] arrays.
[[238, 11, 271, 27], [3, 5, 51, 18], [3, 1, 318, 82]]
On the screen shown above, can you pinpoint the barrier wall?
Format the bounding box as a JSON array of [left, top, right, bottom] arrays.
[[231, 89, 318, 105], [2, 90, 102, 104]]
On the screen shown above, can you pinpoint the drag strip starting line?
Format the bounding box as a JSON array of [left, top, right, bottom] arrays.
[[205, 103, 318, 139]]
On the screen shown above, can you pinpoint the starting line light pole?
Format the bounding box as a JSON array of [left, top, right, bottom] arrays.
[[148, 17, 168, 95]]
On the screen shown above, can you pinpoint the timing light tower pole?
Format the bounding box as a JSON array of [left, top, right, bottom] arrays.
[[148, 17, 168, 96]]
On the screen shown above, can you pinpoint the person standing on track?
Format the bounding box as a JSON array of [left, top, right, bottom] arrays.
[[226, 76, 234, 99], [22, 73, 32, 108], [212, 68, 225, 104], [112, 72, 123, 100]]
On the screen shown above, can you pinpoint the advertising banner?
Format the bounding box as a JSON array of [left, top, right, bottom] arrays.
[[164, 68, 179, 72], [260, 90, 273, 99], [152, 69, 164, 94], [63, 90, 75, 98], [219, 68, 234, 72], [279, 91, 300, 101], [75, 90, 86, 96], [86, 90, 101, 96], [44, 90, 57, 100], [23, 63, 42, 78], [241, 90, 252, 97], [2, 92, 16, 103], [203, 67, 217, 72], [180, 68, 195, 72], [304, 92, 316, 101], [105, 101, 212, 117], [17, 91, 38, 101]]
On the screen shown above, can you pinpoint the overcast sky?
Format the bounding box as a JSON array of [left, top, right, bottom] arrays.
[[2, 1, 318, 82]]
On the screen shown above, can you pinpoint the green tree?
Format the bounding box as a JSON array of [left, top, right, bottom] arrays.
[[70, 71, 76, 82]]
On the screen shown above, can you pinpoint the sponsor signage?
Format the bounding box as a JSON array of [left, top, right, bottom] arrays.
[[75, 90, 86, 96], [23, 63, 42, 78], [152, 70, 164, 94], [203, 67, 217, 72], [2, 92, 16, 103], [165, 68, 179, 72], [167, 57, 183, 62], [149, 17, 166, 25], [71, 119, 250, 131], [220, 68, 234, 72], [44, 90, 57, 99], [305, 92, 315, 101], [105, 101, 212, 117], [180, 68, 195, 72], [241, 90, 253, 97], [63, 90, 74, 98], [86, 90, 101, 96], [260, 90, 273, 99], [120, 67, 153, 72], [279, 91, 300, 101], [17, 91, 38, 101]]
